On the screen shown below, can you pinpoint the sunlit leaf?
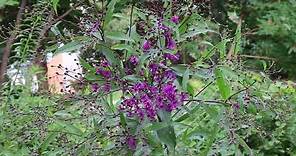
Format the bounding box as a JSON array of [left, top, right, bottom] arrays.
[[55, 41, 84, 53], [104, 0, 118, 29], [215, 68, 231, 100], [51, 0, 59, 13]]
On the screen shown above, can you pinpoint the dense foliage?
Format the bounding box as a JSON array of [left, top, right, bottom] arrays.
[[0, 0, 295, 156]]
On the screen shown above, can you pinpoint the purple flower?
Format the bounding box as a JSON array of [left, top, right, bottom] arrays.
[[126, 136, 137, 150], [129, 55, 139, 65], [232, 103, 240, 110], [167, 100, 179, 111], [100, 59, 110, 67], [96, 69, 112, 78], [164, 53, 180, 62], [171, 15, 180, 24], [180, 92, 188, 101], [162, 83, 176, 96], [91, 83, 99, 92], [157, 18, 170, 31], [142, 40, 152, 51], [164, 70, 176, 81], [164, 32, 177, 50], [148, 63, 159, 75], [139, 69, 145, 76], [103, 83, 111, 92], [90, 21, 100, 33], [125, 68, 133, 75], [132, 82, 148, 92]]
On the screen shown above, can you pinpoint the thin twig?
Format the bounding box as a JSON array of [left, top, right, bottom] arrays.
[[225, 81, 256, 102], [172, 80, 214, 118], [238, 54, 277, 61], [194, 81, 214, 97]]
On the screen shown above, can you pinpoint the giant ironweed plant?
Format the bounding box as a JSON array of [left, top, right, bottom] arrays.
[[1, 0, 295, 155]]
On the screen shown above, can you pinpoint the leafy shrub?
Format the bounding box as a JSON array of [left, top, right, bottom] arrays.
[[0, 0, 295, 156]]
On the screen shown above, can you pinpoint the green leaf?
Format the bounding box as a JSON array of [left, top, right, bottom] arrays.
[[79, 57, 96, 72], [104, 0, 118, 30], [106, 31, 134, 42], [39, 132, 58, 152], [0, 0, 18, 8], [171, 64, 189, 76], [157, 126, 176, 150], [233, 21, 241, 55], [174, 105, 200, 122], [56, 121, 83, 136], [199, 125, 219, 156], [179, 29, 217, 42], [51, 0, 59, 13], [123, 75, 142, 82], [157, 109, 172, 123], [84, 73, 102, 81], [235, 134, 254, 156], [119, 112, 127, 128], [178, 13, 198, 34], [215, 68, 231, 100], [56, 41, 84, 53], [111, 44, 133, 52], [182, 67, 190, 91], [216, 39, 230, 60], [53, 110, 72, 119], [146, 122, 169, 131], [97, 44, 121, 66]]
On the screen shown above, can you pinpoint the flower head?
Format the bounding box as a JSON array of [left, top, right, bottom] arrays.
[[129, 55, 139, 66], [142, 40, 152, 51], [91, 83, 99, 92], [157, 18, 170, 31], [90, 21, 100, 33], [100, 59, 110, 67], [164, 32, 176, 50], [103, 83, 111, 92], [232, 103, 240, 110], [171, 15, 180, 24], [96, 68, 112, 79], [164, 53, 180, 62], [126, 136, 137, 150]]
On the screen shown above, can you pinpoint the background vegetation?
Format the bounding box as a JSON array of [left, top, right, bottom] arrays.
[[0, 0, 295, 155]]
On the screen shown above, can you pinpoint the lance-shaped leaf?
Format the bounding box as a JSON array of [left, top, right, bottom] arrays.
[[106, 31, 134, 42], [96, 44, 121, 66], [157, 126, 177, 151], [103, 0, 118, 29], [56, 41, 84, 53], [215, 68, 231, 100]]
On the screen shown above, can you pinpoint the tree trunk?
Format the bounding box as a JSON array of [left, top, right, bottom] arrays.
[[0, 0, 27, 87]]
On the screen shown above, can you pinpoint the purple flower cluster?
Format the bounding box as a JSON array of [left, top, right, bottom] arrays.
[[126, 136, 137, 150], [91, 59, 112, 93], [96, 68, 112, 79], [164, 31, 177, 50], [171, 15, 180, 24], [163, 52, 180, 62], [142, 40, 152, 51], [91, 82, 111, 93], [129, 55, 139, 66], [90, 21, 100, 33], [87, 16, 185, 121], [142, 16, 178, 51], [119, 63, 187, 120]]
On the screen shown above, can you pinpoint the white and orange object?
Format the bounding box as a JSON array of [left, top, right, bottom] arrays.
[[47, 52, 82, 94]]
